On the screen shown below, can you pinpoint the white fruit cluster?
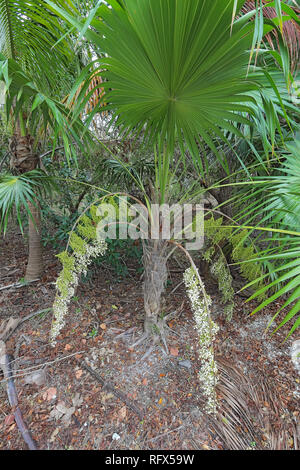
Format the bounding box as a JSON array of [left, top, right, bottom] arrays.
[[183, 267, 219, 415], [50, 240, 107, 346]]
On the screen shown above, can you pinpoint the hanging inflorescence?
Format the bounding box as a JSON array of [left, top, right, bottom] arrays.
[[50, 208, 107, 346], [183, 266, 219, 415]]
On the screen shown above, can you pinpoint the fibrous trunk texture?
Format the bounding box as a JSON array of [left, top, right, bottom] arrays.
[[143, 241, 168, 336], [9, 134, 38, 173]]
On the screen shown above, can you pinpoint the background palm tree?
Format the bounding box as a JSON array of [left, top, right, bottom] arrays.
[[0, 0, 91, 280]]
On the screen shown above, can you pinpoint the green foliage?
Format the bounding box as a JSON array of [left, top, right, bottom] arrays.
[[0, 0, 94, 164], [0, 54, 90, 159], [46, 198, 142, 280], [41, 206, 79, 249], [235, 139, 300, 338], [55, 250, 76, 298], [231, 230, 263, 285], [204, 216, 265, 289], [26, 0, 300, 341], [0, 0, 77, 92], [69, 231, 88, 255], [40, 150, 146, 277], [210, 255, 235, 320], [88, 327, 98, 338], [202, 215, 265, 319], [94, 237, 143, 279], [42, 195, 143, 279]]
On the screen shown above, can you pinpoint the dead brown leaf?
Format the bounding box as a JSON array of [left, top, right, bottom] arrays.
[[170, 346, 179, 357], [4, 414, 15, 426], [118, 406, 127, 421], [43, 387, 57, 401]]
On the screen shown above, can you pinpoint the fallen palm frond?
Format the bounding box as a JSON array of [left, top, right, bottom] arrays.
[[210, 357, 299, 450]]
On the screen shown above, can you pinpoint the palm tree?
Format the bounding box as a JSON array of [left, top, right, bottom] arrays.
[[46, 0, 257, 334], [0, 0, 90, 280], [47, 0, 299, 341]]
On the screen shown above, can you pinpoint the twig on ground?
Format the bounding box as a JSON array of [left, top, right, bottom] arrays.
[[130, 332, 148, 349], [113, 327, 137, 341], [0, 345, 38, 450], [0, 308, 52, 342], [13, 335, 31, 374], [80, 359, 144, 421], [0, 351, 85, 385], [140, 345, 156, 362], [0, 279, 39, 291], [145, 425, 185, 443], [0, 268, 19, 280], [168, 280, 184, 295], [163, 302, 185, 322]]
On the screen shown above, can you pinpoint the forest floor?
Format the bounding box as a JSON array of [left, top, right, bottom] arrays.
[[0, 228, 299, 451]]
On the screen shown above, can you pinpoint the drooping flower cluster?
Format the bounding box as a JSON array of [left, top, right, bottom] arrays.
[[204, 216, 265, 303], [50, 209, 107, 346], [210, 255, 234, 321], [183, 266, 219, 415]]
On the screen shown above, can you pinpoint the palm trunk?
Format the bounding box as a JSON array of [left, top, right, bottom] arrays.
[[9, 134, 38, 173], [142, 240, 168, 335], [25, 201, 43, 281], [9, 131, 43, 281]]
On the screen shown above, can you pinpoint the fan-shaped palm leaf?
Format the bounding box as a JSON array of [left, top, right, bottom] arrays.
[[48, 0, 277, 174], [0, 169, 57, 234]]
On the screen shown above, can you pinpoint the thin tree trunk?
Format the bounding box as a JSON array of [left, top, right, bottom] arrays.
[[142, 240, 168, 336], [25, 201, 43, 281], [9, 131, 43, 281]]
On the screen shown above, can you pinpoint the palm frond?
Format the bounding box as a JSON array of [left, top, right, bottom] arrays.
[[239, 67, 299, 159], [241, 0, 300, 74], [99, 0, 259, 167], [0, 0, 78, 96], [214, 358, 299, 449], [0, 169, 57, 234], [0, 54, 92, 160], [46, 0, 267, 175], [236, 138, 300, 337]]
